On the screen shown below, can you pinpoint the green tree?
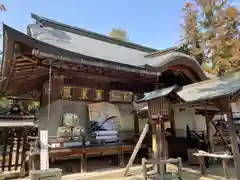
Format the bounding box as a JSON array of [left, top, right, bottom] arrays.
[[109, 28, 129, 41], [180, 0, 240, 74]]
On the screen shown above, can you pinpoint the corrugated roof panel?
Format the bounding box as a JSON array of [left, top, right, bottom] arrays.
[[137, 85, 178, 103], [177, 71, 240, 102]]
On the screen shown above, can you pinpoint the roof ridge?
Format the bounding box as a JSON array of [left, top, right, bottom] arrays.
[[144, 47, 177, 57], [31, 13, 158, 53]]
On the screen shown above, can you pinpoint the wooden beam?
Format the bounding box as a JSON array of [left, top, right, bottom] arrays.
[[13, 75, 47, 86], [6, 81, 45, 96], [39, 56, 157, 80], [13, 69, 40, 74], [0, 39, 16, 96], [14, 62, 35, 68], [14, 67, 35, 71], [15, 58, 33, 64], [173, 102, 220, 110], [124, 124, 149, 176], [22, 56, 38, 63], [14, 65, 48, 72], [60, 70, 144, 83], [12, 71, 48, 79]]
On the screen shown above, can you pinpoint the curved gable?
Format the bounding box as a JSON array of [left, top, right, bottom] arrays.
[[144, 52, 208, 81]]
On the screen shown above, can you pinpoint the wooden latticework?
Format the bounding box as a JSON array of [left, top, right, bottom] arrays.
[[0, 127, 36, 177], [149, 97, 171, 119]]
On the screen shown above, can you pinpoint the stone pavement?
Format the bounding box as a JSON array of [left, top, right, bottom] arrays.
[[18, 163, 237, 180]]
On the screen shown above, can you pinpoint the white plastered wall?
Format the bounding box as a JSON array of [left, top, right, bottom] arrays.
[[174, 107, 208, 137], [38, 100, 135, 136]]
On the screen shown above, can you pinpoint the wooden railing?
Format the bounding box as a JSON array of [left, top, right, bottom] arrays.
[[28, 131, 145, 151]]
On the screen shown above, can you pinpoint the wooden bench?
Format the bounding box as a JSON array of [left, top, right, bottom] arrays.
[[141, 157, 182, 180], [193, 151, 233, 179]]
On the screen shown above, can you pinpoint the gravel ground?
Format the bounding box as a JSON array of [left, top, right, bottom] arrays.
[[16, 163, 238, 180]]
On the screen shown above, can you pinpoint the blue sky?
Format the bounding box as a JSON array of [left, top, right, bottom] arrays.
[[1, 0, 239, 50]]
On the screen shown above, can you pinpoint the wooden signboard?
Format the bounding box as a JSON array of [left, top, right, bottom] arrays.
[[109, 90, 133, 102], [62, 86, 72, 99], [94, 89, 104, 101], [61, 86, 133, 102], [61, 86, 105, 101]]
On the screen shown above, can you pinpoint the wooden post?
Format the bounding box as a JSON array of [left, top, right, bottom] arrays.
[[80, 154, 87, 173], [169, 108, 175, 137], [133, 110, 139, 140], [206, 118, 214, 153], [199, 156, 205, 175], [204, 106, 214, 153], [118, 150, 124, 167], [20, 128, 28, 177], [153, 114, 166, 179], [141, 158, 148, 180], [148, 102, 155, 159], [156, 123, 161, 174], [124, 123, 149, 176], [222, 159, 229, 179], [224, 103, 240, 180], [40, 130, 49, 170], [159, 118, 166, 180]]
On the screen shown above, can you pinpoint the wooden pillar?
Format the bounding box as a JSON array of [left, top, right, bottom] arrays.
[[204, 106, 214, 153], [148, 102, 155, 159], [154, 115, 166, 179], [222, 159, 229, 179], [206, 117, 214, 153], [118, 150, 125, 167], [20, 128, 28, 177], [133, 110, 139, 139], [160, 118, 166, 180], [80, 153, 87, 173], [224, 102, 240, 180], [156, 122, 161, 174], [55, 74, 65, 100], [169, 108, 176, 137]]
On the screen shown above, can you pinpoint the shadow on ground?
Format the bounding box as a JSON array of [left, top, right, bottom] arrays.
[[19, 159, 237, 180], [54, 163, 237, 180]]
